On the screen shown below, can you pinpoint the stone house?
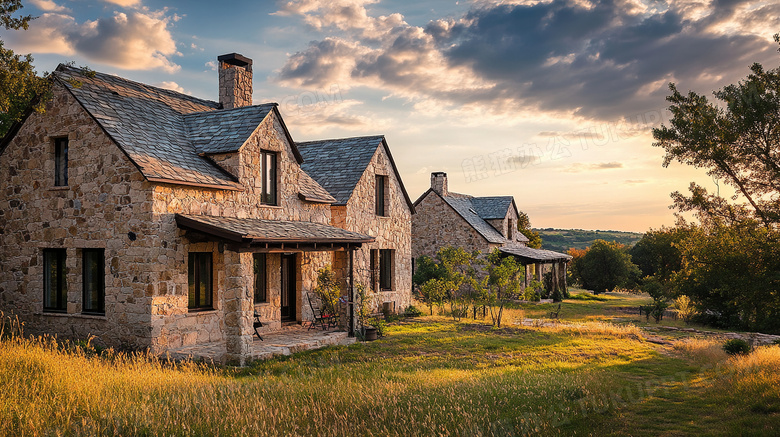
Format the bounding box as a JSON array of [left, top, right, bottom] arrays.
[[412, 172, 570, 296], [0, 53, 413, 364]]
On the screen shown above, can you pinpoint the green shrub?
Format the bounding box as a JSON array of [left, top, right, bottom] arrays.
[[403, 305, 423, 317], [773, 339, 780, 346], [723, 339, 751, 355]]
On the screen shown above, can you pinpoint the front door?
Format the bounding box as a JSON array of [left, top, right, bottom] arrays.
[[280, 254, 297, 321]]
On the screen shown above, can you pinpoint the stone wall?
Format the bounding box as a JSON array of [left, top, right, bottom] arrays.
[[0, 84, 157, 350], [411, 191, 500, 260], [333, 145, 413, 315]]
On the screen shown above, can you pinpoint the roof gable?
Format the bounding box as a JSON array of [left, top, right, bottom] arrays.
[[297, 135, 414, 212], [470, 196, 514, 220], [441, 195, 507, 244], [297, 135, 383, 204], [51, 65, 304, 190], [185, 104, 275, 155]]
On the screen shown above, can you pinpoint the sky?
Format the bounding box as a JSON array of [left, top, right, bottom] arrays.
[[2, 0, 779, 232]]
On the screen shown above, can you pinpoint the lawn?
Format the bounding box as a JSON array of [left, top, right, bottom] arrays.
[[1, 293, 779, 436]]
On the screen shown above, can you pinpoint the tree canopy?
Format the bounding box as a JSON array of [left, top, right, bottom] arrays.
[[0, 0, 48, 138], [652, 46, 780, 227]]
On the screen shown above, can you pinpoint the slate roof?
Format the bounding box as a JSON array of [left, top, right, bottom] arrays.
[[471, 196, 516, 219], [500, 246, 572, 262], [297, 136, 385, 205], [48, 66, 284, 192], [441, 195, 507, 244], [175, 214, 374, 243], [185, 104, 275, 154], [297, 171, 337, 203]]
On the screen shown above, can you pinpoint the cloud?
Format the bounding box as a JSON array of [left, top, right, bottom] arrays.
[[507, 153, 543, 166], [103, 0, 141, 7], [154, 81, 190, 94], [624, 179, 647, 184], [563, 162, 624, 172], [29, 0, 69, 13], [7, 10, 180, 73], [275, 0, 779, 121]]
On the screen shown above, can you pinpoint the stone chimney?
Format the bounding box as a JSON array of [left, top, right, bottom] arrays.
[[218, 53, 253, 109], [431, 172, 448, 196]]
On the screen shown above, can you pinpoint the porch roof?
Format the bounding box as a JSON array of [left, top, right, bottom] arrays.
[[499, 245, 572, 263], [175, 214, 374, 249]]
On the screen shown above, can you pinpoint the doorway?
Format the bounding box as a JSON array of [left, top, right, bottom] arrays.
[[280, 254, 297, 321]]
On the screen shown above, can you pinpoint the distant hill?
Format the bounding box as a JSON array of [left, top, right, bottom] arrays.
[[534, 228, 644, 253]]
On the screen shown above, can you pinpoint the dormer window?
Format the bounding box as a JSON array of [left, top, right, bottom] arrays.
[[261, 150, 277, 205], [54, 137, 68, 186]]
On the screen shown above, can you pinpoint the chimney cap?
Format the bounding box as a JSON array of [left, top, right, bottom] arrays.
[[218, 53, 253, 67], [432, 171, 447, 177]]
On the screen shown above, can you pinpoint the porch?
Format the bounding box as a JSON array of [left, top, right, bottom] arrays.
[[167, 325, 356, 363]]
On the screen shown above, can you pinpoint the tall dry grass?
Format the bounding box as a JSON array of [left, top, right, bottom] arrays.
[[0, 309, 662, 437]]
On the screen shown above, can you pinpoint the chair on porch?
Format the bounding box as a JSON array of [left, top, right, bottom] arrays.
[[253, 312, 264, 341], [306, 293, 338, 331]]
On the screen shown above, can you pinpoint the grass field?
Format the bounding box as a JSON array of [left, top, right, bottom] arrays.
[[2, 292, 779, 436]]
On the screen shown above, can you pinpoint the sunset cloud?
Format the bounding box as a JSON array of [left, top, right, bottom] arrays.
[[28, 0, 69, 13], [563, 162, 624, 173], [276, 0, 778, 121], [6, 9, 180, 72]]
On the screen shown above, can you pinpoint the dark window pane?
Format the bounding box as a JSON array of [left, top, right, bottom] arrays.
[[188, 252, 213, 309], [254, 253, 267, 303], [261, 151, 277, 205], [375, 175, 386, 216], [55, 138, 68, 186], [380, 249, 393, 290], [82, 249, 105, 314], [43, 249, 67, 312]]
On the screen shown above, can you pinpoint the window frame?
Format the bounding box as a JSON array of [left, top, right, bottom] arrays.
[[188, 252, 213, 311], [253, 253, 268, 304], [379, 249, 393, 291], [260, 150, 277, 206], [82, 249, 105, 315], [43, 249, 67, 313], [507, 219, 514, 240], [375, 175, 387, 216], [54, 137, 68, 186], [370, 249, 378, 292]]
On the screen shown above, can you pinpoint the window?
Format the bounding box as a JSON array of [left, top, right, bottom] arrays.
[[188, 252, 213, 310], [375, 175, 387, 216], [379, 249, 393, 290], [82, 249, 105, 314], [261, 151, 277, 205], [253, 253, 267, 303], [43, 249, 67, 312], [54, 137, 68, 186], [507, 219, 514, 240]]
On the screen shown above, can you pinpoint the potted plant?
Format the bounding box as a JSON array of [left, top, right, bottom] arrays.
[[355, 283, 378, 341]]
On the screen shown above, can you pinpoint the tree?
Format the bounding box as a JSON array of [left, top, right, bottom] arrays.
[[576, 240, 640, 294], [671, 219, 780, 333], [651, 37, 780, 332], [629, 226, 690, 282], [0, 1, 48, 138], [472, 249, 524, 327], [413, 247, 475, 319], [517, 211, 542, 249], [652, 45, 780, 227]]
